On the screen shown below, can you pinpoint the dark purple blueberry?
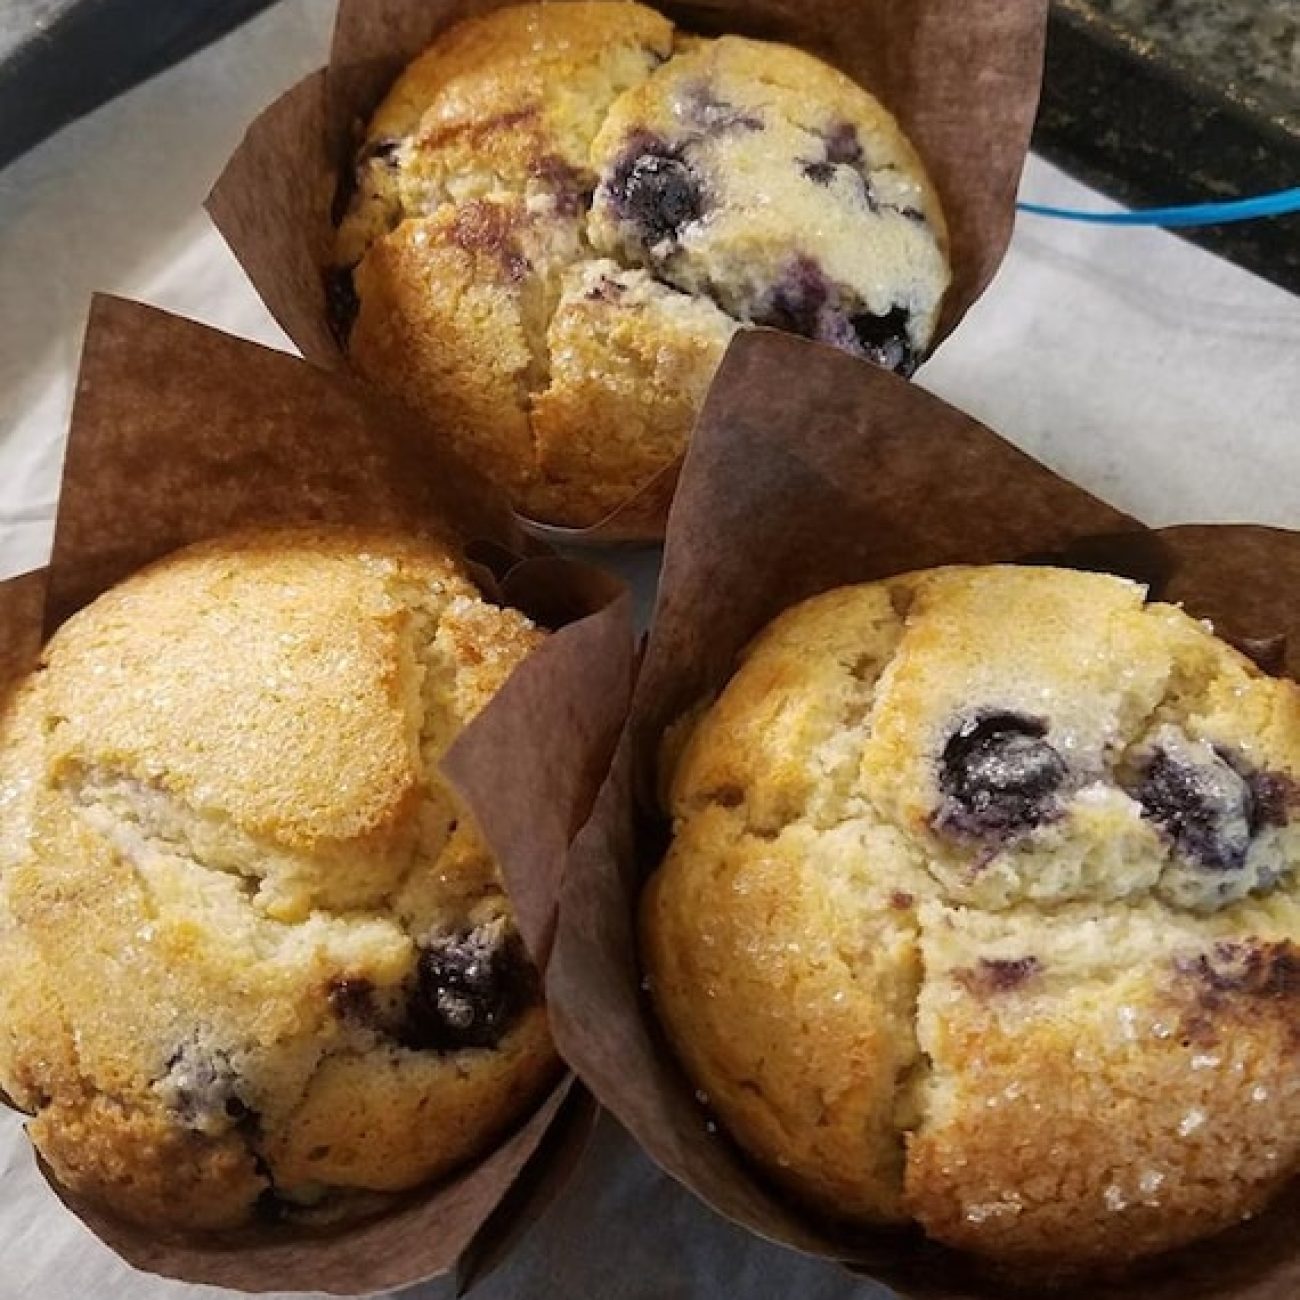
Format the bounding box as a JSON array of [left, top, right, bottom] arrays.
[[979, 956, 1042, 992], [1247, 769, 1297, 832], [249, 1154, 287, 1220], [609, 143, 703, 246], [937, 712, 1067, 839], [158, 1044, 251, 1133], [755, 260, 918, 375], [849, 308, 917, 376], [1136, 747, 1252, 872], [956, 956, 1043, 994], [399, 922, 534, 1052], [325, 266, 359, 346], [801, 124, 868, 194], [1179, 941, 1300, 999], [823, 122, 865, 166], [802, 160, 838, 187], [683, 84, 763, 133], [530, 154, 593, 218], [755, 257, 831, 338]]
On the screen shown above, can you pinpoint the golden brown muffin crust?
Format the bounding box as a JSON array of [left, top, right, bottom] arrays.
[[333, 2, 949, 525], [0, 526, 561, 1232], [643, 566, 1300, 1275]]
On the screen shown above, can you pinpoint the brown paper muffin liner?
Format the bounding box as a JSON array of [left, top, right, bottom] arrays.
[[547, 328, 1300, 1299], [0, 296, 636, 1296], [206, 0, 1049, 542]]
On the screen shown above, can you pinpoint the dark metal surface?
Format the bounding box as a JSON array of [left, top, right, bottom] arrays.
[[0, 0, 278, 169], [1034, 0, 1300, 294]]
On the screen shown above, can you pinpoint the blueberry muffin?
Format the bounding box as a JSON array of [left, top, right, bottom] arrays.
[[642, 566, 1300, 1276], [0, 527, 560, 1232], [332, 2, 949, 526]]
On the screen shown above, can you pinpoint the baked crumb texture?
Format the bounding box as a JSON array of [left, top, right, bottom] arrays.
[[0, 527, 560, 1232], [332, 1, 950, 526], [643, 566, 1300, 1276]]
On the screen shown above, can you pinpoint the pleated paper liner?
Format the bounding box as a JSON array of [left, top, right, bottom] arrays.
[[0, 296, 635, 1295], [207, 0, 1048, 543], [547, 329, 1300, 1299]]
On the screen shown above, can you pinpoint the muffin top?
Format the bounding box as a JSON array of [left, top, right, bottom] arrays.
[[0, 526, 558, 1232], [332, 2, 949, 526], [643, 566, 1300, 1273], [587, 35, 948, 372]]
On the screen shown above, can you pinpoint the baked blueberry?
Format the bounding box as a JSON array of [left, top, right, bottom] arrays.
[[850, 308, 917, 375], [684, 83, 763, 133], [156, 1043, 250, 1135], [1136, 743, 1252, 873], [1182, 940, 1300, 999], [957, 955, 1043, 994], [937, 712, 1067, 838], [253, 1179, 288, 1224], [400, 921, 532, 1051], [609, 143, 704, 247], [756, 257, 831, 338], [823, 122, 865, 167], [1247, 768, 1297, 832], [755, 261, 917, 375], [800, 123, 873, 199]]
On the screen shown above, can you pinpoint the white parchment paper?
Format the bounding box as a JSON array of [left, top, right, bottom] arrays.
[[0, 1, 1296, 1296]]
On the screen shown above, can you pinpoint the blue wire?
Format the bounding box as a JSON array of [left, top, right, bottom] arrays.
[[1017, 187, 1300, 228]]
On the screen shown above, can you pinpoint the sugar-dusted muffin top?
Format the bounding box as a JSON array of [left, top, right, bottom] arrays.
[[643, 566, 1300, 1276], [0, 526, 560, 1232], [332, 1, 950, 526], [587, 35, 948, 372]]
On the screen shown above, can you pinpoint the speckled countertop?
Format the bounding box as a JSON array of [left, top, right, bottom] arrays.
[[1085, 0, 1299, 119], [1037, 0, 1300, 291]]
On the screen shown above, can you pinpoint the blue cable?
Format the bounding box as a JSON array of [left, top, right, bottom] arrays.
[[1017, 186, 1300, 228]]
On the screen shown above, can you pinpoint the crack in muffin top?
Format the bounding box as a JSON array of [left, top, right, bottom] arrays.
[[642, 566, 1300, 1272], [0, 527, 560, 1231], [331, 1, 950, 525], [669, 566, 1300, 914]]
